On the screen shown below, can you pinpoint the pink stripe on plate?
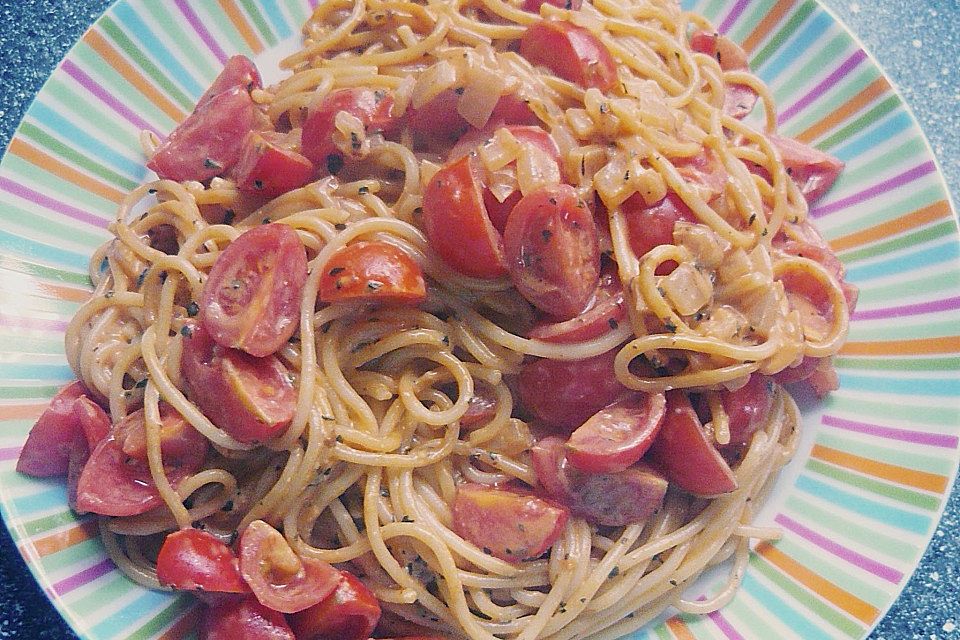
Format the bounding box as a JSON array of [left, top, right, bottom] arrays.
[[852, 295, 960, 321], [779, 50, 867, 124], [821, 414, 959, 449], [0, 447, 21, 461], [717, 0, 750, 35], [173, 0, 229, 65], [708, 607, 747, 640], [52, 557, 116, 595], [61, 60, 162, 136], [0, 177, 108, 229], [811, 162, 936, 217], [0, 313, 70, 332]]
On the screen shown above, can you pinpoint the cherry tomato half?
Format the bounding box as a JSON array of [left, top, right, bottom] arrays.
[[156, 527, 248, 593], [319, 241, 426, 306], [528, 265, 626, 343], [689, 31, 757, 119], [767, 134, 844, 204], [520, 20, 617, 90], [406, 90, 539, 143], [201, 223, 308, 357], [622, 191, 696, 274], [231, 131, 315, 197], [288, 570, 382, 640], [301, 88, 398, 169], [718, 374, 773, 447], [196, 55, 262, 108], [239, 520, 341, 614], [181, 323, 297, 444], [199, 596, 295, 640], [566, 393, 667, 473], [113, 403, 208, 465]]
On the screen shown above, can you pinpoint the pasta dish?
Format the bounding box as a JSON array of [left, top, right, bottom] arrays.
[[17, 1, 857, 639]]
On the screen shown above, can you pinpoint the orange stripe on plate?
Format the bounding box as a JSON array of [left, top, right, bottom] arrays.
[[8, 139, 125, 204], [811, 444, 947, 493], [158, 604, 201, 640], [1, 403, 48, 421], [796, 77, 890, 144], [756, 542, 879, 625], [217, 0, 263, 54], [29, 281, 92, 304], [665, 616, 697, 640], [83, 30, 186, 124], [840, 336, 960, 356], [30, 521, 99, 557], [831, 200, 952, 252], [741, 0, 795, 54]]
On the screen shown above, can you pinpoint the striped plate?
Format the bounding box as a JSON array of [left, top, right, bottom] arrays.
[[0, 1, 956, 639]]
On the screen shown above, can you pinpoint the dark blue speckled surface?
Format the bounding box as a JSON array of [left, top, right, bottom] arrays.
[[0, 1, 957, 638]]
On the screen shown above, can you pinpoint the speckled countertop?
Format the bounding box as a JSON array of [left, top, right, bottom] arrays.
[[0, 1, 957, 638]]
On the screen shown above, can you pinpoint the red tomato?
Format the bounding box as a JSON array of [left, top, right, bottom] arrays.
[[530, 436, 668, 527], [438, 381, 499, 428], [422, 155, 507, 279], [231, 131, 315, 197], [112, 403, 208, 465], [566, 393, 667, 473], [200, 223, 308, 357], [181, 323, 297, 444], [622, 191, 696, 274], [156, 528, 248, 593], [200, 596, 295, 640], [518, 348, 627, 431], [301, 88, 398, 169], [773, 356, 839, 397], [452, 483, 568, 563], [148, 86, 259, 182], [238, 520, 341, 614], [197, 55, 262, 108], [148, 224, 180, 255], [648, 391, 738, 496], [528, 266, 626, 343], [675, 148, 727, 198], [524, 0, 583, 10], [768, 134, 844, 203], [689, 31, 757, 119], [503, 184, 600, 319], [319, 241, 426, 306], [519, 20, 617, 90], [406, 90, 539, 142], [718, 374, 773, 447], [17, 382, 106, 478], [288, 570, 381, 640], [774, 222, 857, 311]]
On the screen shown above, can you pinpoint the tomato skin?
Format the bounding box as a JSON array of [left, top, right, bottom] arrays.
[[113, 403, 208, 464], [689, 31, 757, 119], [239, 520, 341, 614], [523, 0, 583, 10], [301, 88, 398, 168], [503, 184, 600, 320], [231, 131, 315, 197], [566, 393, 667, 473], [288, 570, 382, 640], [452, 483, 568, 563], [197, 55, 262, 108], [407, 90, 539, 143], [528, 266, 625, 343], [199, 596, 295, 640], [518, 349, 627, 431], [622, 192, 696, 271], [648, 391, 738, 497], [148, 86, 259, 182], [520, 20, 617, 90], [181, 323, 297, 444], [718, 375, 773, 447], [201, 223, 308, 357], [156, 528, 248, 593], [319, 241, 426, 306], [767, 134, 844, 203], [422, 155, 507, 279]]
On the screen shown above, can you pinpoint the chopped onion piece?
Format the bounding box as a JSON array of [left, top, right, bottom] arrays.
[[661, 262, 713, 316], [673, 222, 729, 269], [459, 64, 507, 129], [516, 143, 561, 196], [334, 111, 368, 158], [412, 60, 457, 109], [479, 128, 520, 173]]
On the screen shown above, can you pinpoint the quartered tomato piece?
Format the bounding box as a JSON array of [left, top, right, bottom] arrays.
[[518, 348, 627, 431], [422, 155, 507, 279], [407, 90, 539, 143], [523, 0, 583, 10], [200, 596, 295, 640], [201, 223, 308, 357], [231, 131, 315, 197], [301, 88, 398, 169], [717, 374, 773, 447], [566, 393, 667, 473], [319, 241, 426, 306], [452, 483, 568, 563], [648, 391, 738, 496], [520, 20, 617, 90], [113, 403, 208, 465], [528, 265, 626, 343], [197, 55, 262, 108], [622, 191, 696, 274], [689, 31, 757, 119], [156, 528, 248, 593], [288, 570, 382, 640], [239, 520, 341, 614], [768, 134, 844, 203], [503, 184, 600, 320], [181, 323, 297, 444]]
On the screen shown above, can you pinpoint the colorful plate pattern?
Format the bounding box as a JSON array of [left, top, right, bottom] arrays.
[[0, 1, 957, 639]]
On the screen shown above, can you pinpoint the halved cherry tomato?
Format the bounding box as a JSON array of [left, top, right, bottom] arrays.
[[422, 155, 507, 279], [528, 265, 626, 343], [200, 596, 295, 640], [319, 241, 426, 306], [774, 220, 857, 311], [200, 223, 308, 357], [518, 348, 627, 431], [566, 393, 667, 473], [239, 520, 341, 614], [406, 91, 539, 143], [181, 323, 297, 444], [288, 570, 381, 640], [452, 483, 568, 563], [648, 391, 738, 496], [524, 0, 583, 10], [718, 374, 773, 447], [301, 88, 398, 169], [530, 436, 668, 527], [148, 86, 259, 182], [622, 191, 696, 274], [503, 184, 600, 319], [675, 148, 728, 198], [196, 55, 262, 108], [113, 403, 208, 465], [156, 528, 248, 593], [520, 20, 617, 90], [439, 381, 499, 428], [689, 31, 757, 119], [768, 134, 844, 203], [17, 382, 107, 478], [231, 131, 315, 197], [148, 224, 180, 255]]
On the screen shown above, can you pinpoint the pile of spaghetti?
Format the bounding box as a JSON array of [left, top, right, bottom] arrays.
[[18, 1, 858, 639]]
